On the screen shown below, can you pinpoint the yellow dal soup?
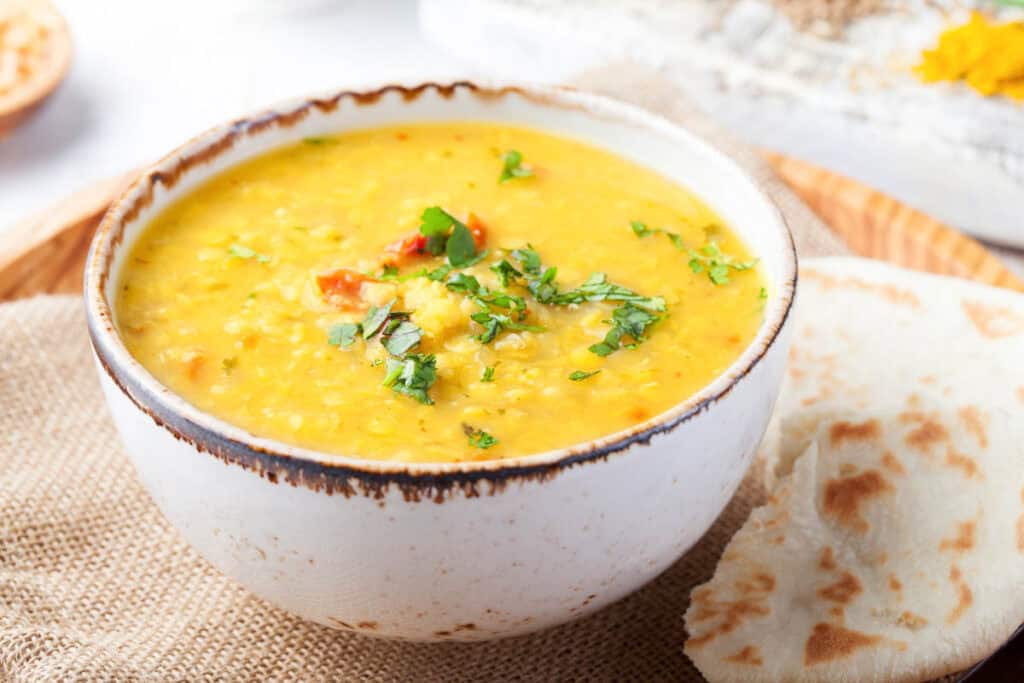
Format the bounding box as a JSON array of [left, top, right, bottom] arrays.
[[116, 123, 766, 463]]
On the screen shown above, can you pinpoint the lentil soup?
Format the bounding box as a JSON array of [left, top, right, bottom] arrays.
[[115, 122, 767, 463]]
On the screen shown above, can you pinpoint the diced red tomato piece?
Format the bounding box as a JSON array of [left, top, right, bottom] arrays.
[[317, 268, 377, 310], [382, 232, 428, 266], [466, 213, 487, 249]]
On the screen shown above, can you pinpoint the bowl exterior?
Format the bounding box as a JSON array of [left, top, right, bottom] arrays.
[[85, 81, 796, 641], [95, 318, 788, 641]]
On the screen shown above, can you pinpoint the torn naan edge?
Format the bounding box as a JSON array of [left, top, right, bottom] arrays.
[[684, 402, 1024, 683], [761, 259, 1024, 488]]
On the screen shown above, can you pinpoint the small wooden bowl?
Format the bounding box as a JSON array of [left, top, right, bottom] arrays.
[[0, 0, 72, 137]]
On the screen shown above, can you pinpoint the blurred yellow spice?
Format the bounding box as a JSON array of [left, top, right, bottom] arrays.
[[915, 12, 1024, 101]]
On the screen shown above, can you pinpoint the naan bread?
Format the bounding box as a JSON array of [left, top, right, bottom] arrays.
[[763, 259, 1024, 488], [685, 259, 1024, 682], [685, 403, 1024, 683]]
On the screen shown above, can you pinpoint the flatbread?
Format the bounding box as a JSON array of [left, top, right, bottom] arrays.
[[684, 258, 1024, 682]]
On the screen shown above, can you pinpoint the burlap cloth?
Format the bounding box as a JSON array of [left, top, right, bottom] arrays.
[[1, 67, 848, 681]]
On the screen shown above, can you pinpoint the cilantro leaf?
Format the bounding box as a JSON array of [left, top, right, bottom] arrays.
[[361, 299, 395, 339], [499, 150, 534, 183], [466, 426, 499, 448], [228, 244, 270, 263], [588, 303, 661, 357], [569, 370, 601, 381], [665, 232, 685, 250], [382, 321, 423, 356], [382, 353, 437, 405], [511, 247, 542, 275], [327, 322, 361, 348], [446, 221, 478, 267], [471, 311, 545, 344], [419, 206, 456, 237], [554, 273, 665, 312], [687, 241, 759, 286], [490, 260, 523, 288], [427, 264, 452, 281], [631, 221, 653, 237], [481, 366, 495, 382], [445, 273, 482, 295]]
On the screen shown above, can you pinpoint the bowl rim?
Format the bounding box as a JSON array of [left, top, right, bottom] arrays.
[[83, 80, 798, 488]]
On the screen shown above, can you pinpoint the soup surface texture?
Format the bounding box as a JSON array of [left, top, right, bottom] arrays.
[[116, 122, 766, 463]]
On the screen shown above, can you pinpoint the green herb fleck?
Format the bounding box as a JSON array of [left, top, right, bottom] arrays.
[[511, 246, 542, 275], [687, 241, 758, 286], [327, 322, 361, 348], [465, 424, 500, 448], [569, 370, 600, 381], [382, 321, 423, 356], [499, 150, 534, 183], [554, 272, 665, 311], [481, 366, 496, 382], [302, 136, 335, 146], [490, 260, 523, 288], [471, 311, 545, 344], [222, 357, 238, 373], [361, 299, 395, 339], [759, 287, 768, 300], [228, 244, 270, 263], [382, 353, 437, 405], [631, 221, 653, 237], [589, 303, 661, 357], [418, 206, 479, 267]]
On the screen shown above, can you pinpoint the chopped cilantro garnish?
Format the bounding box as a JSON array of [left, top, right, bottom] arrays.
[[554, 273, 665, 311], [445, 273, 482, 295], [427, 264, 452, 281], [302, 136, 334, 146], [499, 150, 534, 183], [228, 244, 270, 263], [382, 321, 423, 356], [631, 221, 653, 237], [382, 353, 437, 405], [222, 357, 238, 373], [589, 303, 661, 357], [465, 425, 499, 448], [418, 206, 479, 267], [379, 265, 400, 280], [759, 287, 768, 300], [490, 260, 523, 288], [471, 311, 545, 344], [511, 246, 542, 275], [687, 241, 758, 286], [361, 299, 395, 339], [327, 322, 361, 348], [569, 370, 600, 381], [629, 221, 685, 250], [481, 366, 496, 382]]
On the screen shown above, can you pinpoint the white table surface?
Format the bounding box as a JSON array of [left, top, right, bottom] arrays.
[[0, 0, 479, 232]]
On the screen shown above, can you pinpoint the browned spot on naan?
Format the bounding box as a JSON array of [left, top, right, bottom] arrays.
[[819, 547, 837, 571], [829, 419, 880, 447], [1018, 386, 1024, 404], [958, 405, 989, 449], [881, 451, 906, 476], [822, 470, 893, 534], [804, 270, 921, 308], [889, 575, 903, 592], [818, 572, 863, 605], [962, 301, 1024, 339], [724, 645, 763, 666], [904, 418, 950, 455], [939, 521, 976, 553], [736, 572, 776, 595], [945, 448, 981, 479], [804, 622, 883, 666], [687, 577, 774, 649], [947, 565, 973, 624], [897, 611, 929, 630]]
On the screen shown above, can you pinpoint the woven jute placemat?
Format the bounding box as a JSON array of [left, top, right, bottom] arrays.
[[0, 67, 846, 681]]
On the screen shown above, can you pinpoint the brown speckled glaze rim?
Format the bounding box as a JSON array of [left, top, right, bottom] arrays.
[[83, 81, 798, 501]]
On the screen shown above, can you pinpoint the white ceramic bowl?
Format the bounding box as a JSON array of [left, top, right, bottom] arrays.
[[84, 81, 797, 642]]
